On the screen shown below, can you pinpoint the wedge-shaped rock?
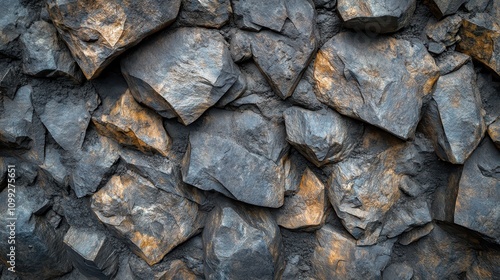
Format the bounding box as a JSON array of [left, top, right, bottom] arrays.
[[182, 109, 288, 208], [275, 168, 326, 230], [421, 60, 485, 164], [314, 32, 439, 140], [0, 67, 19, 99], [178, 0, 231, 28], [425, 0, 467, 18], [458, 13, 500, 76], [312, 225, 394, 280], [488, 118, 500, 149], [20, 21, 83, 82], [203, 200, 285, 280], [121, 28, 241, 125], [0, 86, 35, 149], [91, 170, 204, 265], [0, 0, 30, 57], [283, 107, 362, 167], [338, 0, 416, 33], [425, 15, 462, 47], [158, 260, 200, 280], [454, 137, 500, 244], [47, 0, 181, 79], [64, 227, 118, 279]]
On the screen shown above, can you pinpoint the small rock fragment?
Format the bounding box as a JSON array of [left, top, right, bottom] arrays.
[[398, 223, 435, 245], [425, 15, 462, 47], [178, 0, 231, 28]]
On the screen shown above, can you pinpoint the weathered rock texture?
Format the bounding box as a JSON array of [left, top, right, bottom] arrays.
[[425, 0, 467, 18]]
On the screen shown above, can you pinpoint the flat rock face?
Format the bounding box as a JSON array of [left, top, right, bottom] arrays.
[[0, 68, 19, 99], [274, 168, 326, 230], [283, 106, 363, 167], [20, 21, 83, 82], [421, 60, 486, 164], [313, 32, 439, 140], [91, 170, 204, 265], [178, 0, 231, 28], [203, 200, 285, 280], [182, 109, 288, 208], [454, 137, 500, 244], [338, 0, 416, 33], [0, 86, 35, 149], [121, 28, 241, 125], [458, 13, 500, 76], [425, 0, 467, 18], [47, 0, 181, 79], [425, 15, 462, 47], [312, 225, 395, 280], [488, 118, 500, 149]]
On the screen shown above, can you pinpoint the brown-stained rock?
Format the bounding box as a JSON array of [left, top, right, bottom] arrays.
[[457, 13, 500, 76], [398, 223, 435, 245], [425, 14, 462, 47], [454, 137, 500, 244], [424, 0, 467, 18], [488, 117, 500, 149], [178, 0, 231, 28], [421, 60, 486, 164], [121, 27, 242, 125], [91, 170, 204, 265], [312, 225, 395, 280], [274, 168, 326, 230], [46, 0, 181, 79], [313, 32, 439, 140], [283, 106, 362, 167], [337, 0, 416, 33]]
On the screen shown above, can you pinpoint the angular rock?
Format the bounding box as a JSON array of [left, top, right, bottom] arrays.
[[275, 168, 326, 230], [425, 0, 467, 18], [427, 41, 446, 54], [91, 170, 204, 265], [178, 0, 231, 28], [337, 0, 416, 33], [465, 0, 491, 12], [0, 0, 31, 57], [436, 52, 470, 75], [289, 69, 324, 111], [457, 13, 500, 76], [232, 0, 287, 31], [121, 28, 241, 125], [454, 137, 500, 244], [398, 223, 435, 245], [0, 86, 35, 149], [0, 67, 19, 99], [203, 200, 285, 280], [282, 154, 303, 196], [380, 197, 433, 239], [283, 106, 362, 167], [312, 225, 394, 280], [383, 263, 414, 280], [421, 60, 485, 164], [158, 260, 200, 280], [20, 21, 83, 82], [182, 109, 288, 208], [313, 32, 439, 140], [47, 0, 181, 79], [64, 227, 118, 279], [425, 15, 462, 47], [488, 117, 500, 149]]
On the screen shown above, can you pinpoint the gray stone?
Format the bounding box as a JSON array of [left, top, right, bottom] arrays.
[[425, 0, 467, 18], [383, 263, 414, 280], [20, 21, 83, 82], [0, 0, 31, 57], [425, 15, 462, 47], [427, 41, 446, 54], [436, 52, 471, 75], [421, 60, 486, 164], [182, 109, 288, 208], [338, 0, 416, 33], [283, 154, 303, 196], [313, 32, 439, 140], [488, 117, 500, 149], [0, 86, 35, 149], [63, 227, 118, 279], [47, 0, 181, 79], [40, 141, 68, 187], [178, 0, 231, 28], [203, 200, 285, 280], [289, 68, 324, 111], [312, 225, 394, 280], [215, 73, 247, 107], [232, 0, 287, 32], [283, 106, 363, 167], [0, 68, 19, 99], [454, 137, 500, 244], [121, 27, 241, 125], [158, 260, 201, 280], [465, 0, 491, 12], [398, 223, 435, 245], [91, 170, 204, 265]]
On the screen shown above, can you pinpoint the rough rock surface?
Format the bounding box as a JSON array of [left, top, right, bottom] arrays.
[[425, 0, 467, 18], [91, 170, 204, 265], [47, 0, 182, 79], [383, 263, 414, 280], [121, 28, 242, 125], [203, 200, 285, 280], [182, 109, 288, 208], [178, 0, 231, 28], [313, 32, 439, 140], [0, 0, 31, 57], [337, 0, 416, 33], [488, 117, 500, 149], [421, 60, 486, 164], [454, 137, 500, 244], [312, 225, 395, 280], [425, 15, 462, 47], [283, 106, 363, 167], [0, 68, 19, 99]]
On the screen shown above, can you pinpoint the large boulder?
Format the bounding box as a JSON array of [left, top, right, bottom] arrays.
[[47, 0, 182, 79], [313, 32, 439, 140], [121, 27, 242, 125]]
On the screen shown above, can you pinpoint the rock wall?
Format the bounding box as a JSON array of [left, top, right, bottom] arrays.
[[0, 0, 499, 279]]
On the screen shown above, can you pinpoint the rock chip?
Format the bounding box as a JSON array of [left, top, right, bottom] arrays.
[[398, 223, 435, 245], [203, 200, 285, 280], [47, 0, 181, 79], [425, 15, 462, 47], [121, 27, 241, 125], [383, 263, 414, 280], [488, 117, 500, 149], [312, 225, 395, 280], [182, 109, 288, 208], [274, 168, 326, 230], [20, 21, 83, 82], [436, 52, 470, 75], [454, 137, 500, 244], [64, 227, 118, 279], [313, 32, 439, 140], [425, 0, 467, 18], [178, 0, 231, 28], [283, 106, 362, 167], [0, 67, 19, 99], [337, 0, 416, 33], [91, 170, 204, 265], [421, 60, 486, 164]]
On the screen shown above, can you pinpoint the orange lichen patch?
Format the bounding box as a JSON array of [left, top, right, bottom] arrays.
[[130, 231, 162, 265]]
